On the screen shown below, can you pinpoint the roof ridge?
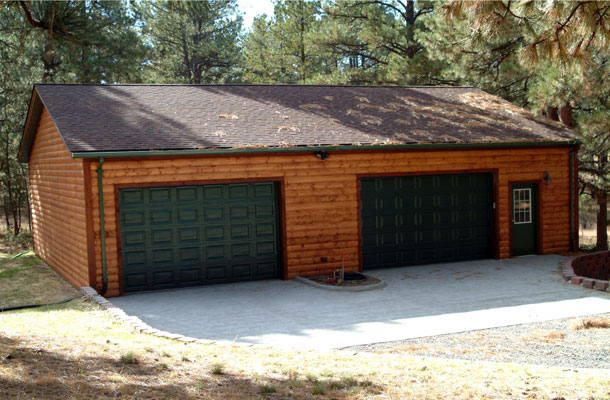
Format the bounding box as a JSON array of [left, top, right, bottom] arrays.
[[34, 83, 477, 89]]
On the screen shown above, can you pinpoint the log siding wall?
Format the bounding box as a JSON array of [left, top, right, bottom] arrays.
[[29, 109, 89, 288], [88, 146, 573, 297]]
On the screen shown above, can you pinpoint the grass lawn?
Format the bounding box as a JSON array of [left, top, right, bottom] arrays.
[[0, 251, 79, 309], [1, 252, 609, 399]]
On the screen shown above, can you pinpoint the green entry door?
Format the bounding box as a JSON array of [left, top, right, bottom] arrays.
[[120, 182, 280, 293], [511, 183, 538, 256], [361, 173, 493, 269]]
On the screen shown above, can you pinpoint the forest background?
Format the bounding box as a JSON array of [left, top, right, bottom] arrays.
[[1, 0, 608, 249]]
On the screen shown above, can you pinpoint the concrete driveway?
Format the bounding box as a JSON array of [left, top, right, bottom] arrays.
[[111, 255, 610, 350]]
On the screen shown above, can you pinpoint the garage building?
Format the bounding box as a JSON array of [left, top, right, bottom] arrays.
[[19, 84, 579, 297]]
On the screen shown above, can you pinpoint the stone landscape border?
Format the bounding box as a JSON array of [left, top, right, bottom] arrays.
[[559, 251, 610, 292]]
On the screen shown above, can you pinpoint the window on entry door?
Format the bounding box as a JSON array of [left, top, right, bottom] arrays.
[[513, 188, 532, 224]]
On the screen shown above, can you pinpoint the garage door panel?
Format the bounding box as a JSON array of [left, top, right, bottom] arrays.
[[231, 242, 251, 258], [122, 189, 144, 205], [381, 232, 398, 246], [122, 211, 145, 227], [203, 185, 223, 200], [204, 225, 225, 240], [362, 173, 492, 270], [206, 265, 227, 281], [125, 272, 147, 289], [255, 204, 274, 218], [232, 263, 252, 278], [438, 247, 456, 260], [150, 210, 172, 225], [178, 208, 198, 223], [178, 227, 199, 242], [229, 184, 249, 199], [152, 248, 173, 264], [180, 268, 200, 283], [231, 224, 250, 239], [124, 231, 146, 246], [257, 241, 276, 256], [230, 205, 249, 219], [151, 229, 172, 245], [418, 248, 436, 263], [125, 250, 146, 267], [256, 222, 275, 237], [254, 182, 274, 196], [381, 251, 398, 265], [153, 270, 174, 285], [150, 187, 171, 203], [179, 247, 200, 262]]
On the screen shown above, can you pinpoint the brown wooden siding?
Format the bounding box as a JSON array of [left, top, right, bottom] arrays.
[[88, 147, 573, 297], [29, 108, 89, 288]]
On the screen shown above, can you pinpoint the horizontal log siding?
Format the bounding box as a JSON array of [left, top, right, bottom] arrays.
[[29, 108, 89, 288], [90, 147, 572, 297]]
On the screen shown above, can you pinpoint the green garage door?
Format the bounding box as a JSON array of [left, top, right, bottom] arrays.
[[120, 182, 280, 293], [361, 173, 493, 270]]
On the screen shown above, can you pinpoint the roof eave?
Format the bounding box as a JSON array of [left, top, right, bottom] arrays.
[[71, 140, 581, 159], [18, 86, 43, 163]]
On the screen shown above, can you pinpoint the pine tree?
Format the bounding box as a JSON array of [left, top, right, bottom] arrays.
[[0, 0, 146, 234], [141, 0, 243, 84], [322, 0, 437, 84], [242, 0, 333, 84], [434, 0, 610, 249]]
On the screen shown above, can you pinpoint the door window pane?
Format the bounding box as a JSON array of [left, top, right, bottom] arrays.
[[513, 188, 532, 224]]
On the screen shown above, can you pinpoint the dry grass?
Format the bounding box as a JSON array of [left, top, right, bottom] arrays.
[[2, 300, 610, 400], [1, 258, 610, 399], [580, 227, 610, 247], [522, 330, 567, 343], [571, 317, 610, 331], [0, 252, 79, 309]]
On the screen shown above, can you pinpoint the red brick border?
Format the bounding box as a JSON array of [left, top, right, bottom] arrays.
[[560, 251, 610, 293]]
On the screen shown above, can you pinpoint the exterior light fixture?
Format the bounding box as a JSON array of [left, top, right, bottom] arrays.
[[314, 151, 330, 160], [544, 171, 552, 186]]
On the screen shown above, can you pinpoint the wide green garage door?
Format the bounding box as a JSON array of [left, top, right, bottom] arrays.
[[120, 182, 280, 293], [361, 173, 493, 269]]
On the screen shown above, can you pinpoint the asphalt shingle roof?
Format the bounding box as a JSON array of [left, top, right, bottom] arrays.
[[33, 84, 576, 153]]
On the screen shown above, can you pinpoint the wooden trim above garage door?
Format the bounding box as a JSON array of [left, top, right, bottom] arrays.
[[356, 169, 500, 270], [113, 177, 286, 296]]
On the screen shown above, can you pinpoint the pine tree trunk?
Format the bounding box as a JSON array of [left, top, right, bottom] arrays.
[[546, 106, 559, 121], [404, 0, 417, 59], [559, 103, 573, 127], [596, 190, 608, 250]]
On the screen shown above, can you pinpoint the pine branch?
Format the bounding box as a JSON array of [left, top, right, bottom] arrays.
[[19, 1, 45, 29]]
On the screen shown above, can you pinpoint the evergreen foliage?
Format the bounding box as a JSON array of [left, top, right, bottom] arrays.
[[141, 0, 243, 84]]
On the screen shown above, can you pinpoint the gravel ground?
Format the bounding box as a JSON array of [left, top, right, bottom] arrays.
[[342, 313, 610, 369]]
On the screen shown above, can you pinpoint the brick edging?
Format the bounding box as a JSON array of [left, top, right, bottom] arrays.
[[559, 257, 610, 293], [79, 287, 265, 348]]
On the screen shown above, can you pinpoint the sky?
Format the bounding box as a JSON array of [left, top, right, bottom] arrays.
[[236, 0, 275, 29]]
